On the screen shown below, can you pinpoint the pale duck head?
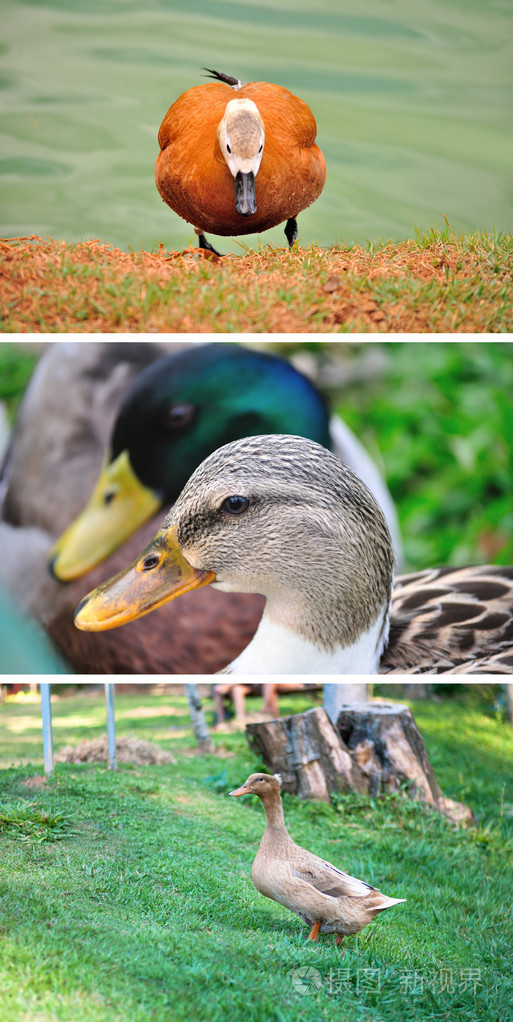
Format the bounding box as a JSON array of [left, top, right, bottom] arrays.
[[217, 98, 265, 215]]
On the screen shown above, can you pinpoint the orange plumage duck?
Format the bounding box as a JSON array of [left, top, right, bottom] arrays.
[[155, 69, 326, 254]]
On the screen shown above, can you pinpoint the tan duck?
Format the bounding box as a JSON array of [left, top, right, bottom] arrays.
[[74, 434, 513, 674], [230, 773, 405, 944]]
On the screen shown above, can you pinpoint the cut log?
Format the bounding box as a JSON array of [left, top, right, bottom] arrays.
[[245, 703, 474, 826], [336, 702, 443, 804], [506, 683, 513, 726], [246, 707, 367, 802]]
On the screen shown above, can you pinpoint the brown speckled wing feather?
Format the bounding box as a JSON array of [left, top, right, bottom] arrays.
[[381, 566, 513, 674]]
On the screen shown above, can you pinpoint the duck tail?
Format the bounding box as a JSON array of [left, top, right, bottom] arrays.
[[201, 68, 244, 90], [374, 896, 406, 911]]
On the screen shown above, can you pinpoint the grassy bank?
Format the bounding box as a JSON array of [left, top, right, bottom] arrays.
[[1, 230, 512, 333], [0, 686, 512, 1021]]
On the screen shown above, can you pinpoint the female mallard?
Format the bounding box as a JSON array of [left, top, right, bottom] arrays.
[[1, 346, 398, 674], [155, 69, 326, 254], [75, 434, 513, 674], [230, 773, 405, 943]]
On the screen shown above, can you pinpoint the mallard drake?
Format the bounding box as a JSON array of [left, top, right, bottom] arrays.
[[155, 69, 326, 254], [1, 346, 399, 674], [74, 434, 513, 674], [229, 773, 405, 943]]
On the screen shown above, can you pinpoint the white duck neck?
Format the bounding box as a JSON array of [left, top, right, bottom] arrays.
[[225, 608, 389, 675]]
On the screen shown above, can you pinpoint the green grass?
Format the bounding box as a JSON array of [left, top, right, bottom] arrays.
[[0, 686, 512, 1021], [1, 232, 512, 332], [0, 800, 75, 842]]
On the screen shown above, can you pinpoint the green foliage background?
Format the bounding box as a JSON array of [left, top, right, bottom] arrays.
[[269, 340, 513, 569]]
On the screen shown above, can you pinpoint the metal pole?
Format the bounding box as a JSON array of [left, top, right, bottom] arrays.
[[40, 683, 53, 774], [105, 683, 116, 769]]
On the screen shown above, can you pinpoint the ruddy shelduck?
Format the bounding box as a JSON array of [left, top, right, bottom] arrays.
[[155, 69, 326, 254]]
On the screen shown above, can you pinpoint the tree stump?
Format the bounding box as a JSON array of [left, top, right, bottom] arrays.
[[336, 702, 443, 804], [246, 707, 368, 802], [245, 703, 474, 825]]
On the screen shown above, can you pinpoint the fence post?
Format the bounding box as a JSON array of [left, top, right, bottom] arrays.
[[40, 683, 53, 774], [105, 683, 116, 769]]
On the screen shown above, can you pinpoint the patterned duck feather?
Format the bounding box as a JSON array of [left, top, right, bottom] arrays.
[[383, 565, 513, 674]]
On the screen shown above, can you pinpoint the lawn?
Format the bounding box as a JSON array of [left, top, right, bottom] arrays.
[[1, 230, 512, 333], [0, 685, 512, 1022]]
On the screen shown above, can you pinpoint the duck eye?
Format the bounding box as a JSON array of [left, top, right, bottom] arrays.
[[221, 495, 250, 516], [226, 142, 232, 154], [165, 403, 195, 429], [103, 490, 116, 506], [258, 143, 263, 153]]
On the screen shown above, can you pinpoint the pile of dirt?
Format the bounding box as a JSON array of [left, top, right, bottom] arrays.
[[54, 734, 176, 765]]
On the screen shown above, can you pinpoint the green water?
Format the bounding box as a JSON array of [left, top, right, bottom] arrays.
[[1, 0, 512, 254]]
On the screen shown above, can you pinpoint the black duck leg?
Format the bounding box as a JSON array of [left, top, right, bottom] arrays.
[[284, 217, 298, 248], [194, 227, 223, 256]]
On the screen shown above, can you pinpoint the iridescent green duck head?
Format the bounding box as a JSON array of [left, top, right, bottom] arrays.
[[49, 343, 331, 581]]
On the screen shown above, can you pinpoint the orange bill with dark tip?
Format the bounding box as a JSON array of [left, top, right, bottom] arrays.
[[74, 524, 215, 632]]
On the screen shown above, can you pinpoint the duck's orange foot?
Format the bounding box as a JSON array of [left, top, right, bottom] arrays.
[[307, 921, 321, 941], [335, 935, 344, 952]]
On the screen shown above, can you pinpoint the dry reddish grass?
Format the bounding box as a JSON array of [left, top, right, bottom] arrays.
[[1, 234, 511, 332]]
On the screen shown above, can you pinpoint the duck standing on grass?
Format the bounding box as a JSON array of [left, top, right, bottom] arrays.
[[74, 434, 513, 674], [155, 69, 326, 255], [229, 773, 405, 945]]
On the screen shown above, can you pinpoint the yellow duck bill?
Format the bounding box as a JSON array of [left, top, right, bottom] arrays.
[[74, 524, 215, 631], [48, 451, 162, 581]]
